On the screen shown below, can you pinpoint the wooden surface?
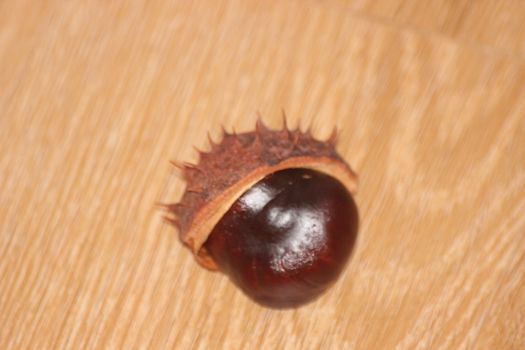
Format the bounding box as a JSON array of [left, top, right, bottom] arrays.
[[1, 0, 525, 349]]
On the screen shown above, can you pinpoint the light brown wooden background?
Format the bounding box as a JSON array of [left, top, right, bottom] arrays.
[[1, 1, 524, 349]]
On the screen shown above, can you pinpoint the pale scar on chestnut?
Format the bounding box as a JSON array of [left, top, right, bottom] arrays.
[[161, 115, 359, 308]]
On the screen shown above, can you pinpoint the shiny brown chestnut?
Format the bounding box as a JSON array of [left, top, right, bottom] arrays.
[[204, 168, 358, 308], [164, 117, 359, 308]]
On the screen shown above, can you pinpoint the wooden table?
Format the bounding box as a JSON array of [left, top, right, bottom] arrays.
[[1, 1, 524, 348]]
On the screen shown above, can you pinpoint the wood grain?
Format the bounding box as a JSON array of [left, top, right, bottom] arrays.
[[1, 0, 524, 349], [338, 0, 525, 58]]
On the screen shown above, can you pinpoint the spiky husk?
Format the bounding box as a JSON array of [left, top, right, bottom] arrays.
[[165, 118, 357, 269]]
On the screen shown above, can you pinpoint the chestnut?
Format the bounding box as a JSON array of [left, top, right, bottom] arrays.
[[165, 117, 359, 308]]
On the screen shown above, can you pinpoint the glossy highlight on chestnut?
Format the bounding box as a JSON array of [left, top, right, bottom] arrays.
[[203, 168, 359, 308]]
